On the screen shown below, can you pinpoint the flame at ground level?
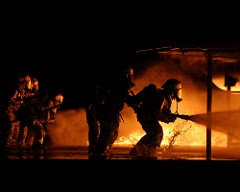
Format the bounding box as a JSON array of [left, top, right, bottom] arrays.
[[51, 108, 231, 148], [114, 120, 228, 147]]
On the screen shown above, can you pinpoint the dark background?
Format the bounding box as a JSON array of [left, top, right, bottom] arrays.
[[1, 7, 239, 109], [1, 6, 240, 179]]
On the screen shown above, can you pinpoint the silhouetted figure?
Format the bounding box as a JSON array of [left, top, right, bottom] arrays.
[[1, 75, 34, 148], [86, 65, 135, 159], [127, 79, 183, 159]]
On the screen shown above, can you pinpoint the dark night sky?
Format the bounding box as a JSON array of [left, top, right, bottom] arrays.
[[1, 8, 239, 108]]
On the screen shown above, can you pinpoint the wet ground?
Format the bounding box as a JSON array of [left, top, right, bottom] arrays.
[[1, 145, 239, 160]]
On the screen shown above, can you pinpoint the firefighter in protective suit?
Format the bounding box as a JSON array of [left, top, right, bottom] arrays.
[[30, 92, 64, 148], [15, 76, 41, 148], [86, 66, 135, 159], [127, 79, 183, 159], [4, 74, 33, 148]]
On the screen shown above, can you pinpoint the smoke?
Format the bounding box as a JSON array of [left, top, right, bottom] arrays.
[[133, 53, 240, 113], [47, 53, 240, 147], [117, 53, 240, 146], [47, 108, 88, 146], [118, 104, 144, 140], [133, 54, 208, 114]]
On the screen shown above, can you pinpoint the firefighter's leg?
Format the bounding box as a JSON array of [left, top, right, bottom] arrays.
[[145, 122, 163, 159], [32, 121, 46, 159], [92, 114, 119, 159], [131, 120, 162, 159], [43, 124, 53, 147], [6, 105, 21, 147], [94, 118, 119, 159], [33, 121, 46, 146], [106, 115, 119, 148], [130, 120, 152, 158], [130, 139, 149, 159], [0, 121, 12, 149], [17, 122, 28, 148], [147, 123, 163, 148], [6, 123, 16, 146], [12, 122, 20, 144], [86, 108, 100, 155], [25, 125, 34, 147], [92, 121, 110, 159]]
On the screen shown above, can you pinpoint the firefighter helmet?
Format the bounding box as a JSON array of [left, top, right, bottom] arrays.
[[54, 93, 64, 104], [19, 74, 32, 90], [161, 79, 182, 102], [125, 67, 134, 81], [19, 74, 31, 82], [31, 77, 39, 92], [125, 66, 135, 88]]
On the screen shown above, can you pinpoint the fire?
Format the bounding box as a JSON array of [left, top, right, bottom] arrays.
[[114, 119, 228, 147], [114, 131, 144, 145]]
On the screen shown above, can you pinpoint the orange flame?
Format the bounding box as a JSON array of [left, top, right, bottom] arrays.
[[114, 119, 227, 147]]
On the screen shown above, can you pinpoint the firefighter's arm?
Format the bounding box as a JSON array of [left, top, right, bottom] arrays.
[[171, 113, 189, 120], [158, 100, 176, 123], [9, 90, 23, 104], [126, 94, 135, 107], [47, 119, 55, 124], [158, 111, 177, 123]]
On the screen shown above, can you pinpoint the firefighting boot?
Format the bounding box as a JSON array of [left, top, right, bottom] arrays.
[[6, 132, 14, 147], [130, 142, 148, 159], [32, 143, 46, 159], [17, 141, 26, 149], [129, 146, 137, 156], [89, 145, 110, 160]]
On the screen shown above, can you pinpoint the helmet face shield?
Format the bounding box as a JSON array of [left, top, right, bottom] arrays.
[[175, 83, 182, 102], [55, 94, 64, 104], [32, 80, 39, 92], [175, 88, 182, 102], [123, 67, 135, 88], [26, 80, 32, 90], [161, 79, 183, 102], [19, 75, 32, 90], [129, 68, 134, 80]]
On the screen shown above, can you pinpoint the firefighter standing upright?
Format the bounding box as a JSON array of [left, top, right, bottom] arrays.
[[4, 74, 33, 148], [86, 66, 135, 159]]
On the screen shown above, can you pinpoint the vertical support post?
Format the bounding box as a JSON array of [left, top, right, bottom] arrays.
[[206, 53, 212, 160], [226, 86, 232, 147]]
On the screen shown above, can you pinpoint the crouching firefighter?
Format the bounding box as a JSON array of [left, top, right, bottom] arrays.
[[127, 78, 187, 159], [23, 92, 64, 153]]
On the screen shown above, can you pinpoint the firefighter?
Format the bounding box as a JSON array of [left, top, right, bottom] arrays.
[[86, 66, 135, 159], [4, 74, 33, 148], [23, 77, 41, 147], [15, 76, 41, 148], [31, 77, 39, 94], [32, 92, 64, 148], [127, 79, 183, 159]]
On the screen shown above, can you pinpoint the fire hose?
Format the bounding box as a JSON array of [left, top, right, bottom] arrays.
[[171, 113, 189, 120]]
